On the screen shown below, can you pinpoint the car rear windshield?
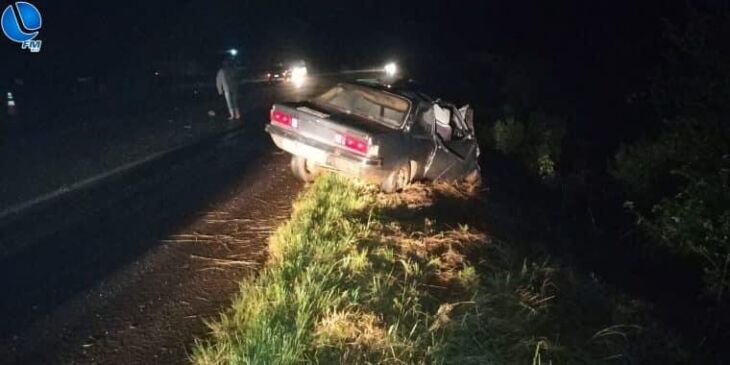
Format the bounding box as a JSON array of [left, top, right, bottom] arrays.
[[312, 84, 409, 128]]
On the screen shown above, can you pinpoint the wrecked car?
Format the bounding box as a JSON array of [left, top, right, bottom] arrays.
[[265, 81, 481, 192]]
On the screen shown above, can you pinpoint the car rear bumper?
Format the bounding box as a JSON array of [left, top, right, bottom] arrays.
[[266, 124, 389, 183]]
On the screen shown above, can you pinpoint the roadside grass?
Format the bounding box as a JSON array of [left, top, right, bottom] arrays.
[[192, 174, 685, 364]]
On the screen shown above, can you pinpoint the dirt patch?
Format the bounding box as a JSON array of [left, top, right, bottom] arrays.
[[373, 182, 490, 289]]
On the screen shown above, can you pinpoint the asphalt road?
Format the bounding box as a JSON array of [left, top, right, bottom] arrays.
[[0, 77, 335, 364]]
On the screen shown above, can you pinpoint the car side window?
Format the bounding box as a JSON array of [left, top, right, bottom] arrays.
[[449, 107, 467, 140], [434, 104, 453, 142], [410, 104, 434, 137]]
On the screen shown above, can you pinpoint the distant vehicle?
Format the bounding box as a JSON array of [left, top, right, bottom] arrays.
[[2, 82, 19, 128], [265, 81, 481, 192], [266, 64, 290, 83]]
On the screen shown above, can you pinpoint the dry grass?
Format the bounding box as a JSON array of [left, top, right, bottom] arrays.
[[314, 310, 387, 349], [191, 175, 683, 365]]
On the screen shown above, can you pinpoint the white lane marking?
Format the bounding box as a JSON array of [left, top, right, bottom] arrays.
[[0, 127, 245, 221], [0, 146, 180, 220]]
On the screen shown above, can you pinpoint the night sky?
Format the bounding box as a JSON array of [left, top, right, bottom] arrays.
[[1, 0, 723, 134], [1, 1, 697, 72]]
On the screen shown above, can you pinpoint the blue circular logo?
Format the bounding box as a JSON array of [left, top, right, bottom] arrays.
[[1, 2, 42, 43]]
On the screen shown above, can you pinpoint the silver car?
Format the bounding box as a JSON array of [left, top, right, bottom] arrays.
[[265, 81, 481, 192]]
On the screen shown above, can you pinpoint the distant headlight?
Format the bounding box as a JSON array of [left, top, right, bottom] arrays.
[[290, 66, 308, 88], [384, 62, 397, 77]]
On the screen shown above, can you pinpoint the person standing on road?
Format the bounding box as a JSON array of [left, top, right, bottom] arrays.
[[216, 59, 240, 120]]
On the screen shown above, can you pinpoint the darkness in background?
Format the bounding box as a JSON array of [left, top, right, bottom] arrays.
[[0, 1, 690, 77], [0, 0, 722, 154]]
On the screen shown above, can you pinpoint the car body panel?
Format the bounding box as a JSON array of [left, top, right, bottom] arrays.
[[266, 81, 481, 187]]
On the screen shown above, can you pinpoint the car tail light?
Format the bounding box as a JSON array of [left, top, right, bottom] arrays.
[[344, 134, 368, 154], [271, 109, 293, 127]]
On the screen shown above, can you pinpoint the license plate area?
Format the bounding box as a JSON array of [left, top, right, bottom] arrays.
[[280, 138, 328, 164]]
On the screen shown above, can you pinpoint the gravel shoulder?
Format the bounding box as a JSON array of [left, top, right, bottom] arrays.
[[0, 78, 332, 365], [1, 144, 302, 365]]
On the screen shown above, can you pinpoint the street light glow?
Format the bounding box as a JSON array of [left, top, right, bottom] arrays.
[[228, 48, 238, 57], [384, 62, 397, 77], [291, 66, 308, 88]]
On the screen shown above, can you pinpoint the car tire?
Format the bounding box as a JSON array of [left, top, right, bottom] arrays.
[[381, 164, 411, 193], [291, 156, 319, 183], [464, 168, 482, 187]]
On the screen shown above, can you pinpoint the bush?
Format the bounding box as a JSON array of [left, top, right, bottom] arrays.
[[613, 119, 730, 300], [490, 111, 566, 180], [493, 116, 526, 155], [650, 10, 730, 119], [637, 167, 730, 301], [612, 8, 730, 303], [611, 119, 728, 202]]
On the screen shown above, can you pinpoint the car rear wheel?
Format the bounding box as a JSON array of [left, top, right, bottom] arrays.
[[464, 168, 482, 187], [381, 164, 410, 193], [290, 156, 320, 183]]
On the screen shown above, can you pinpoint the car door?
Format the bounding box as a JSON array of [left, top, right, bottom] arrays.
[[404, 102, 438, 180], [424, 104, 479, 181]]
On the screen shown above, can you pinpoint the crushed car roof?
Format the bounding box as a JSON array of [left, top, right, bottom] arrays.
[[348, 79, 435, 104]]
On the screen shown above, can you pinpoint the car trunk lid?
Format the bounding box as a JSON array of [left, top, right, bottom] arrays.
[[270, 102, 391, 156]]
